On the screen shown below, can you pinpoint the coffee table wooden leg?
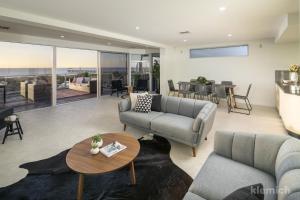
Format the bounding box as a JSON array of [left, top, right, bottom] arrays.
[[77, 174, 84, 200], [129, 161, 136, 185]]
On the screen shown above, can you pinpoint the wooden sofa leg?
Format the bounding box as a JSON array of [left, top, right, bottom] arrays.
[[205, 137, 207, 140], [123, 124, 127, 131], [192, 147, 196, 157]]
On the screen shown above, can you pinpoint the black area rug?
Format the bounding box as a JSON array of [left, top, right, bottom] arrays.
[[0, 136, 192, 200]]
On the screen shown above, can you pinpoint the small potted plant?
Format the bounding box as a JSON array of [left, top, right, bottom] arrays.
[[90, 143, 100, 155], [91, 134, 103, 148], [289, 64, 300, 83]]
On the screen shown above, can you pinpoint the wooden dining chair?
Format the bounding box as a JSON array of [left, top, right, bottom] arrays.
[[231, 84, 252, 115], [221, 81, 233, 96], [211, 84, 231, 113], [178, 82, 193, 98], [168, 80, 178, 96], [194, 84, 210, 100]]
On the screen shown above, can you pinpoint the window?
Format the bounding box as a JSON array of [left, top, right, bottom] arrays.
[[130, 54, 150, 91], [190, 45, 248, 58], [0, 42, 53, 112], [101, 52, 127, 95], [56, 47, 98, 104]]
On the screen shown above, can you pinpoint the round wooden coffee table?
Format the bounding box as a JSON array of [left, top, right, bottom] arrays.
[[66, 133, 140, 200]]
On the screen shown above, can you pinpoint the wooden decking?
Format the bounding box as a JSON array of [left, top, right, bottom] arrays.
[[0, 89, 96, 112]]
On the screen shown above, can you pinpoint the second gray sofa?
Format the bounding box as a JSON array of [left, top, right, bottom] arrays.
[[184, 131, 300, 200], [118, 95, 217, 156]]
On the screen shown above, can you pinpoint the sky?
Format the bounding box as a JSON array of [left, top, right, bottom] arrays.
[[0, 42, 97, 68]]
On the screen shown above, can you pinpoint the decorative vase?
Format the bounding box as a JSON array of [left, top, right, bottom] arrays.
[[290, 72, 299, 82], [90, 147, 100, 155], [91, 139, 103, 148]]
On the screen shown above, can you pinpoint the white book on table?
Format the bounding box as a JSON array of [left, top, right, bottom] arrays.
[[100, 141, 127, 157]]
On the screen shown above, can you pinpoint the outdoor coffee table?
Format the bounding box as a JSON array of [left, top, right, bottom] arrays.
[[66, 133, 140, 200]]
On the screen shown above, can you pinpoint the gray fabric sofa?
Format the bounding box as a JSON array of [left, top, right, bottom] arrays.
[[118, 96, 217, 156], [184, 131, 300, 200]]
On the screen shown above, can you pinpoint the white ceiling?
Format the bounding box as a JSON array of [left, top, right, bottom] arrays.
[[0, 19, 153, 49], [0, 0, 298, 46]]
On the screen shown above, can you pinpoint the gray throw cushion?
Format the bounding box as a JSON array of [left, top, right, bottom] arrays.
[[151, 113, 196, 145], [119, 111, 163, 129], [222, 184, 264, 200], [151, 94, 162, 112], [189, 153, 276, 200]]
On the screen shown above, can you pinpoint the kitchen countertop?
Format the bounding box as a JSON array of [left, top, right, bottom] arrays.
[[276, 82, 300, 96]]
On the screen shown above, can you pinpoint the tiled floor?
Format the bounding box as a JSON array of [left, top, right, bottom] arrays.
[[0, 96, 287, 187]]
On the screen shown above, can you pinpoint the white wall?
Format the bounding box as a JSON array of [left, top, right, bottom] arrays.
[[160, 40, 300, 107]]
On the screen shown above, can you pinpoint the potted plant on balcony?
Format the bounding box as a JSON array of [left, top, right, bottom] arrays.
[[289, 64, 300, 83], [91, 134, 103, 148]]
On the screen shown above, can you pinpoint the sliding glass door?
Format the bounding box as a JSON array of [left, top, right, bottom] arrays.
[[56, 47, 98, 104], [101, 52, 127, 96], [130, 54, 150, 92], [0, 42, 53, 112], [0, 41, 133, 111]]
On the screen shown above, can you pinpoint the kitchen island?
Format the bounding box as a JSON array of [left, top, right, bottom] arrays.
[[276, 82, 300, 138]]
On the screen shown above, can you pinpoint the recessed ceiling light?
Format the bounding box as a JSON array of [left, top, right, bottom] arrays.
[[60, 35, 65, 38], [183, 39, 187, 42], [135, 26, 140, 30], [219, 6, 227, 11], [227, 33, 233, 37]]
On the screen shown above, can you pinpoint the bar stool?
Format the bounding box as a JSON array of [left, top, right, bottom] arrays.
[[2, 114, 23, 144]]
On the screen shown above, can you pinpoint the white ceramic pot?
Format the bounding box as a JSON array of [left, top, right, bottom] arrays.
[[91, 139, 103, 148], [290, 72, 299, 82], [90, 147, 100, 155]]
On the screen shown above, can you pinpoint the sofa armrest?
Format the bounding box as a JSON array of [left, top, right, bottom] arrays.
[[118, 98, 131, 112], [192, 102, 217, 144]]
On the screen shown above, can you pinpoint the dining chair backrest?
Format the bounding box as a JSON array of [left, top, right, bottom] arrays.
[[195, 84, 209, 95], [178, 82, 190, 92], [168, 80, 175, 91], [210, 81, 216, 93], [246, 84, 252, 97], [214, 84, 227, 98], [221, 81, 233, 86], [189, 79, 197, 92], [221, 81, 232, 95]]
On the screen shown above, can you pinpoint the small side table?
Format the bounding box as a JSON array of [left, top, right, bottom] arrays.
[[2, 114, 24, 144]]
